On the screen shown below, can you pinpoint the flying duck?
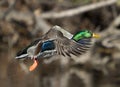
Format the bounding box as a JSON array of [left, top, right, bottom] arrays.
[[15, 25, 99, 71]]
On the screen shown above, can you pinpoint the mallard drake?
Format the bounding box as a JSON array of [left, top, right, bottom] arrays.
[[16, 25, 99, 71]]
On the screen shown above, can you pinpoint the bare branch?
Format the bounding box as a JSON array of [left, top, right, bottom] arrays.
[[1, 0, 17, 20], [40, 0, 117, 19]]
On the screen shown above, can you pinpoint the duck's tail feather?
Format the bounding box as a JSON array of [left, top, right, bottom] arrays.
[[15, 54, 29, 59]]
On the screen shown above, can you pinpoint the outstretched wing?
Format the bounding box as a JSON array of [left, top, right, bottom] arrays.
[[54, 35, 91, 57], [42, 28, 92, 57]]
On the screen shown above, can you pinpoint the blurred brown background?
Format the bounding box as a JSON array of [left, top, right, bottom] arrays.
[[0, 0, 120, 87]]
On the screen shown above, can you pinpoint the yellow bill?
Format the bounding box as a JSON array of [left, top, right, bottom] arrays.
[[92, 33, 100, 38]]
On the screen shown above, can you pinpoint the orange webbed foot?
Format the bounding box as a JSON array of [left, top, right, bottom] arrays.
[[29, 59, 38, 71]]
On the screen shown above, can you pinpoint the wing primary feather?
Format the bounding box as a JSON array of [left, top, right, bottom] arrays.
[[57, 40, 62, 55], [77, 44, 90, 51], [64, 47, 71, 57], [65, 51, 71, 57], [61, 45, 66, 57], [71, 46, 82, 55], [56, 40, 61, 55], [56, 39, 65, 56], [77, 48, 86, 53], [69, 47, 79, 56]]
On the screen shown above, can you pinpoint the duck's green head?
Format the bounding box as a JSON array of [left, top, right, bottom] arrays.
[[72, 30, 99, 41]]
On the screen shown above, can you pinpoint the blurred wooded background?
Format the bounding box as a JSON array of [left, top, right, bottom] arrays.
[[0, 0, 120, 87]]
